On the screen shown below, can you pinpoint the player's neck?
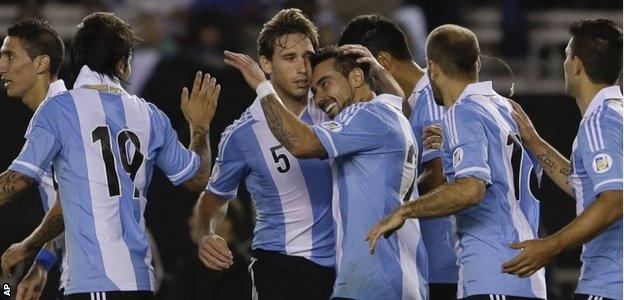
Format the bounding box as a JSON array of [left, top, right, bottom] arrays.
[[22, 75, 55, 111], [576, 81, 610, 115], [273, 82, 307, 116], [394, 61, 425, 98], [443, 79, 476, 109]]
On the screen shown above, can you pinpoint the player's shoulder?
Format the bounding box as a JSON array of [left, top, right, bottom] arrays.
[[582, 99, 623, 132], [334, 101, 371, 124], [218, 109, 255, 148]]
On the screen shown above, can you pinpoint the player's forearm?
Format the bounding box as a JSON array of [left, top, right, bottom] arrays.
[[196, 191, 229, 235], [527, 138, 574, 197], [23, 200, 64, 251], [400, 177, 485, 219], [260, 94, 326, 158], [185, 126, 212, 192], [548, 190, 622, 253], [0, 170, 35, 206], [417, 158, 446, 195]]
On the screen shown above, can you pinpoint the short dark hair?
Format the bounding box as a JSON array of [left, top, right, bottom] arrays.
[[311, 45, 371, 83], [7, 19, 64, 76], [426, 24, 480, 80], [337, 14, 412, 61], [71, 12, 138, 80], [569, 19, 622, 85], [257, 8, 319, 59]]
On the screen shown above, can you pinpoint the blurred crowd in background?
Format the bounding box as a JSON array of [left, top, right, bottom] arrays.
[[0, 1, 621, 299]]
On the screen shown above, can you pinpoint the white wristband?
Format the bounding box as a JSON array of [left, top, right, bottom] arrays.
[[255, 80, 279, 102]]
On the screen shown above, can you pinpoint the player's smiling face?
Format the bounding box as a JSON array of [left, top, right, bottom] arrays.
[[0, 36, 38, 98], [311, 58, 355, 119], [264, 33, 314, 102]]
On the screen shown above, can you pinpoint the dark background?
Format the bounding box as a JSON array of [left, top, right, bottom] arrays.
[[0, 0, 621, 299]]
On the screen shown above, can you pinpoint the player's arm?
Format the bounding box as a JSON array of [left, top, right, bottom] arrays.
[[510, 100, 573, 196], [366, 176, 485, 253], [224, 51, 326, 158], [340, 44, 408, 117], [0, 170, 36, 206], [418, 124, 446, 194], [176, 72, 221, 192], [502, 190, 622, 277], [1, 199, 63, 277], [195, 191, 233, 270]]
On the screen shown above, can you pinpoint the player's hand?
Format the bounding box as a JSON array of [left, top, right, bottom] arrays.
[[1, 242, 34, 278], [423, 124, 443, 151], [198, 233, 234, 271], [223, 51, 266, 90], [16, 263, 47, 300], [339, 44, 384, 74], [509, 100, 540, 149], [365, 210, 407, 255], [180, 71, 221, 132], [501, 237, 560, 277]]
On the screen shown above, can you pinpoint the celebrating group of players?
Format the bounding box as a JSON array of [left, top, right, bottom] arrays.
[[0, 6, 621, 300]]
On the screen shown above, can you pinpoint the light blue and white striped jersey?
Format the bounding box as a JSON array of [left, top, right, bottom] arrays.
[[312, 94, 428, 300], [206, 96, 335, 267], [9, 65, 200, 294], [408, 73, 458, 284], [570, 86, 623, 300], [442, 82, 546, 299], [34, 79, 69, 289]]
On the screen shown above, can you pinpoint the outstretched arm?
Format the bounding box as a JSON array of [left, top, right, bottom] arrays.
[[0, 170, 35, 207], [224, 51, 326, 158], [366, 177, 485, 253], [180, 72, 221, 191], [502, 190, 622, 277], [195, 191, 233, 270], [510, 100, 573, 196]]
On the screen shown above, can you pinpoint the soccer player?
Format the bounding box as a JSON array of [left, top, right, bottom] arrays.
[[338, 14, 457, 299], [0, 12, 217, 300], [0, 19, 67, 299], [225, 43, 428, 299], [502, 19, 622, 300], [367, 24, 547, 299], [194, 9, 336, 299]]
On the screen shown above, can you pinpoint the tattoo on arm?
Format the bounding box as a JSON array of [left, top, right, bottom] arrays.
[[185, 128, 211, 192], [260, 95, 327, 158], [535, 149, 574, 196], [25, 201, 64, 251], [0, 170, 35, 206]]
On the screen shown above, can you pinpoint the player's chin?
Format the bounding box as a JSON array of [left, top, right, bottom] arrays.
[[290, 85, 309, 98]]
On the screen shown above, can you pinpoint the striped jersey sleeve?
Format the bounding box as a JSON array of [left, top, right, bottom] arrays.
[[312, 104, 387, 159], [578, 102, 623, 194], [9, 95, 64, 181], [444, 104, 491, 184], [150, 104, 200, 186], [414, 87, 445, 163], [206, 114, 252, 199]]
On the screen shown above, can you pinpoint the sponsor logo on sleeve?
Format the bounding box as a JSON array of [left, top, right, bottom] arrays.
[[322, 121, 343, 132]]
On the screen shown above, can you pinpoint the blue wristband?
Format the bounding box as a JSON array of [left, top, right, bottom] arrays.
[[34, 249, 57, 271]]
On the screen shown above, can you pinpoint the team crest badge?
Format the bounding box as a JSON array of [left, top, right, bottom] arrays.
[[322, 121, 343, 132], [592, 153, 612, 174]]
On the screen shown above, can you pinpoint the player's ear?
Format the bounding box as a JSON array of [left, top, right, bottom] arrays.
[[376, 51, 392, 70], [259, 55, 272, 77], [33, 55, 50, 75], [476, 56, 481, 73], [348, 67, 365, 89], [572, 56, 583, 76], [428, 60, 439, 81]]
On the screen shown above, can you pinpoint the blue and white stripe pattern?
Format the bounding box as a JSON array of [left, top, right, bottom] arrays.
[[9, 65, 200, 294], [440, 81, 546, 299], [207, 96, 335, 268], [570, 86, 623, 300]]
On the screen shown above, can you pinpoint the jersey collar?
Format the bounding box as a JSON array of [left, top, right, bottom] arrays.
[[45, 79, 67, 99], [457, 81, 495, 102], [73, 65, 127, 94], [407, 71, 430, 108], [583, 85, 623, 119], [373, 93, 403, 111]]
